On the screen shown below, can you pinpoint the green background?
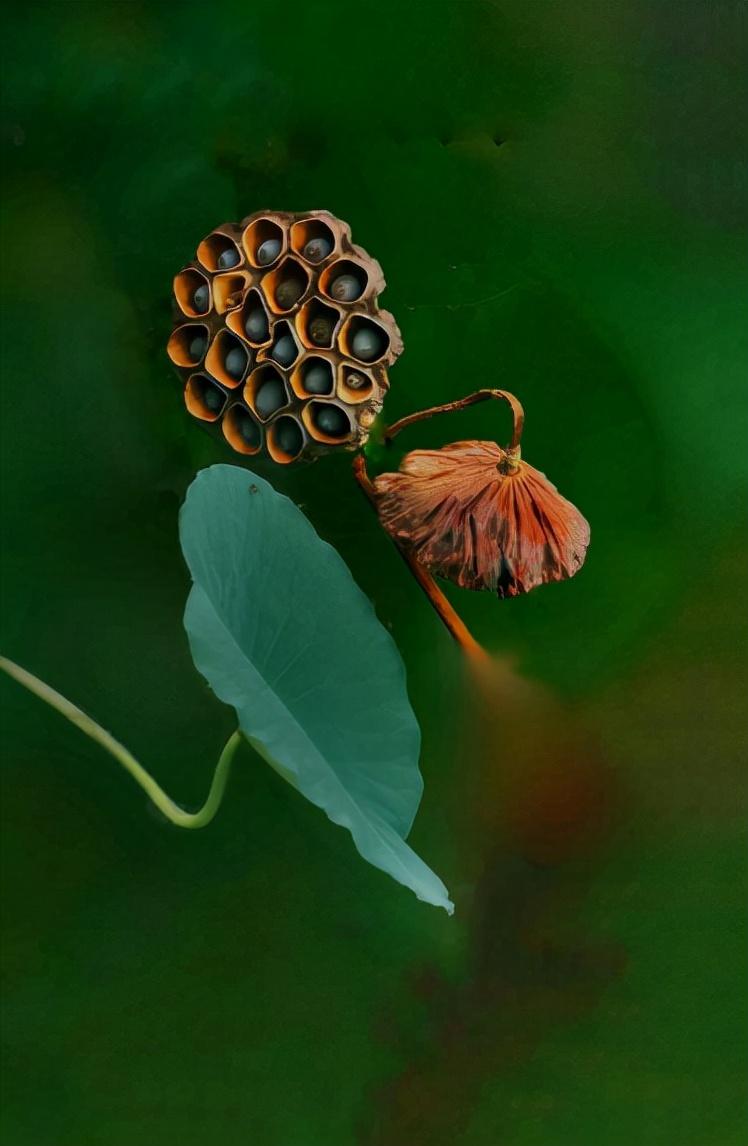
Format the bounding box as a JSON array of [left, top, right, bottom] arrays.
[[1, 1, 745, 1143]]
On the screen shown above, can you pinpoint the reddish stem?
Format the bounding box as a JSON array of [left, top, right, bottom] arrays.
[[352, 455, 487, 661]]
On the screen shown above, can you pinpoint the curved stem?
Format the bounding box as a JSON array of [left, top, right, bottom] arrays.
[[352, 457, 488, 661], [384, 388, 525, 451], [0, 655, 241, 829]]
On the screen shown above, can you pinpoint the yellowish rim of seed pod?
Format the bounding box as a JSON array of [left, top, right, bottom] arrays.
[[204, 329, 250, 390], [244, 363, 292, 423], [338, 313, 395, 366], [167, 323, 210, 369], [266, 415, 306, 464], [295, 296, 344, 350], [255, 319, 302, 366], [184, 375, 226, 422], [289, 214, 341, 264], [260, 255, 312, 316], [242, 215, 288, 269], [336, 361, 376, 405], [301, 399, 355, 446], [289, 354, 336, 400], [196, 228, 244, 274], [225, 288, 272, 348], [173, 267, 211, 318], [318, 258, 371, 305], [222, 402, 264, 456], [212, 271, 251, 315]]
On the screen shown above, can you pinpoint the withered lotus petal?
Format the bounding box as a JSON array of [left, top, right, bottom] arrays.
[[373, 440, 590, 597]]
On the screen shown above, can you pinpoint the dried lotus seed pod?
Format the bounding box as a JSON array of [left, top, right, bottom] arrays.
[[169, 210, 403, 463]]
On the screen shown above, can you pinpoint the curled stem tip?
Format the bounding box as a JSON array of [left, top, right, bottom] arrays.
[[0, 655, 241, 829], [384, 388, 524, 452]]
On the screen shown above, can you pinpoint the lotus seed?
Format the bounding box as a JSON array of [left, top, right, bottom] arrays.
[[346, 371, 367, 390], [202, 386, 223, 412], [330, 273, 362, 302], [188, 334, 206, 360], [351, 325, 385, 361], [192, 283, 209, 312], [257, 237, 282, 265], [255, 378, 286, 418], [237, 412, 260, 447], [271, 334, 297, 367], [303, 236, 332, 262], [275, 278, 304, 309], [309, 316, 334, 346], [275, 418, 303, 457], [313, 404, 349, 437], [244, 307, 269, 341], [224, 344, 248, 380], [217, 247, 240, 270], [303, 363, 333, 394]]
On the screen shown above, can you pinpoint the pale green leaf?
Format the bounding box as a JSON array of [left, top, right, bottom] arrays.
[[180, 464, 452, 913]]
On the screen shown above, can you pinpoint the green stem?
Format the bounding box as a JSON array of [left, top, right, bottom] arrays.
[[0, 655, 241, 829]]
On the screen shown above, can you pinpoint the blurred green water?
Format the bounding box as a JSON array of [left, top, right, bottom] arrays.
[[1, 2, 745, 1143]]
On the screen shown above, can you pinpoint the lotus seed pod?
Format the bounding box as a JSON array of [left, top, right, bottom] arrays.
[[217, 247, 241, 270], [257, 238, 282, 265], [271, 334, 297, 367], [330, 274, 362, 302], [193, 283, 209, 312], [303, 236, 332, 262], [170, 210, 403, 463], [244, 307, 269, 342]]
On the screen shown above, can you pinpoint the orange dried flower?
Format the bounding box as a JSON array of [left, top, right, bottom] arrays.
[[371, 390, 590, 598]]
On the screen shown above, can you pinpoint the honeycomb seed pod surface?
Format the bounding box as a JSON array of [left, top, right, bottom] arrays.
[[169, 210, 403, 463]]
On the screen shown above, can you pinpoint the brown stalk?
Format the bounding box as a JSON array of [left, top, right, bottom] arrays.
[[384, 388, 524, 451], [352, 455, 488, 661]]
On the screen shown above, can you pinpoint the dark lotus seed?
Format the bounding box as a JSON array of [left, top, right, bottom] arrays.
[[303, 363, 333, 394], [330, 273, 362, 302], [244, 307, 269, 341], [275, 418, 303, 457], [346, 370, 367, 390], [313, 404, 349, 437], [257, 237, 282, 265], [238, 413, 260, 447], [303, 236, 332, 262], [275, 278, 304, 309], [202, 386, 223, 412], [224, 344, 248, 380], [309, 316, 334, 345], [351, 325, 384, 361], [188, 334, 206, 360], [217, 246, 240, 270], [192, 283, 209, 312], [254, 378, 286, 418], [271, 334, 296, 366]]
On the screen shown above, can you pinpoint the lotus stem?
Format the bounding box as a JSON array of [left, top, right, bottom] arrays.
[[384, 388, 525, 451], [352, 456, 487, 661], [0, 655, 241, 829]]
